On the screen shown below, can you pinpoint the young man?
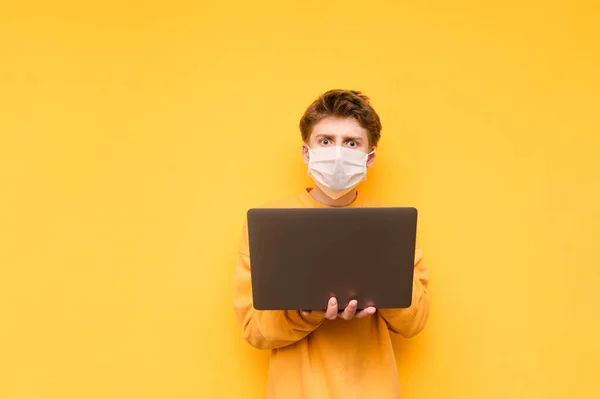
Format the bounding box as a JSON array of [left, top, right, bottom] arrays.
[[233, 90, 430, 399]]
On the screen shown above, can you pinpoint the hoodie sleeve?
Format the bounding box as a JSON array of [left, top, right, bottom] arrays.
[[233, 223, 324, 350], [378, 247, 430, 338]]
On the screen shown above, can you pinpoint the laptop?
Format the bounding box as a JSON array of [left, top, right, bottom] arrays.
[[247, 207, 417, 311]]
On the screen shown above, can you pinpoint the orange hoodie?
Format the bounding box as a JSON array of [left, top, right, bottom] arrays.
[[233, 189, 430, 399]]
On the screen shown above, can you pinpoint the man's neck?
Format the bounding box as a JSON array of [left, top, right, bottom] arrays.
[[309, 186, 358, 207]]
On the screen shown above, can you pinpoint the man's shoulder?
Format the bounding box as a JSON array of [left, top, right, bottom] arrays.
[[359, 195, 424, 250], [357, 194, 398, 208], [357, 192, 420, 209], [253, 191, 307, 209], [238, 192, 306, 250]]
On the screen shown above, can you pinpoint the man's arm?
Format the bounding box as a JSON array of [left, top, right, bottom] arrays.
[[233, 226, 324, 350], [378, 248, 430, 337]]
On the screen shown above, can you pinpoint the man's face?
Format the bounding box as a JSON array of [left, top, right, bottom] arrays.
[[302, 116, 376, 167]]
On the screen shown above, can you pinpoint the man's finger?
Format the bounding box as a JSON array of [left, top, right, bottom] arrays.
[[324, 297, 338, 320], [340, 300, 358, 320], [355, 307, 377, 319]]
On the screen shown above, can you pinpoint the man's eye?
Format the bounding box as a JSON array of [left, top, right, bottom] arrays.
[[321, 139, 331, 145], [348, 141, 357, 147]]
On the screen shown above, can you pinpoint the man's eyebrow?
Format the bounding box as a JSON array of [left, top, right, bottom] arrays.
[[343, 136, 363, 142], [314, 133, 363, 141]]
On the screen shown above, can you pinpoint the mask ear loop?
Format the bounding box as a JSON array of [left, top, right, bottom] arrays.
[[363, 149, 375, 181], [305, 145, 313, 174]]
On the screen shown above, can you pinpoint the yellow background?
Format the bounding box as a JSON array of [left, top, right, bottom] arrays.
[[1, 1, 599, 398]]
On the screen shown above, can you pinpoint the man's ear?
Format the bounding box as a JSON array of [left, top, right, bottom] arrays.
[[302, 144, 310, 165], [366, 148, 376, 168]]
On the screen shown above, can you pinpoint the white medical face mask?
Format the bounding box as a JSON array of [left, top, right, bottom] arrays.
[[307, 146, 374, 199]]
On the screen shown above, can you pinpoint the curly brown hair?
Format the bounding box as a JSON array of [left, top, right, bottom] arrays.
[[299, 89, 382, 147]]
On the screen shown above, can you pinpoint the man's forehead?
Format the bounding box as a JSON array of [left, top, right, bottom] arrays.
[[312, 119, 368, 137]]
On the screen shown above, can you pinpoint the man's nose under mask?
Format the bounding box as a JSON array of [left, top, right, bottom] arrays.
[[307, 146, 373, 200]]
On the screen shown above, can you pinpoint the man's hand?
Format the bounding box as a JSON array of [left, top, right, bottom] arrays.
[[302, 297, 376, 320]]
